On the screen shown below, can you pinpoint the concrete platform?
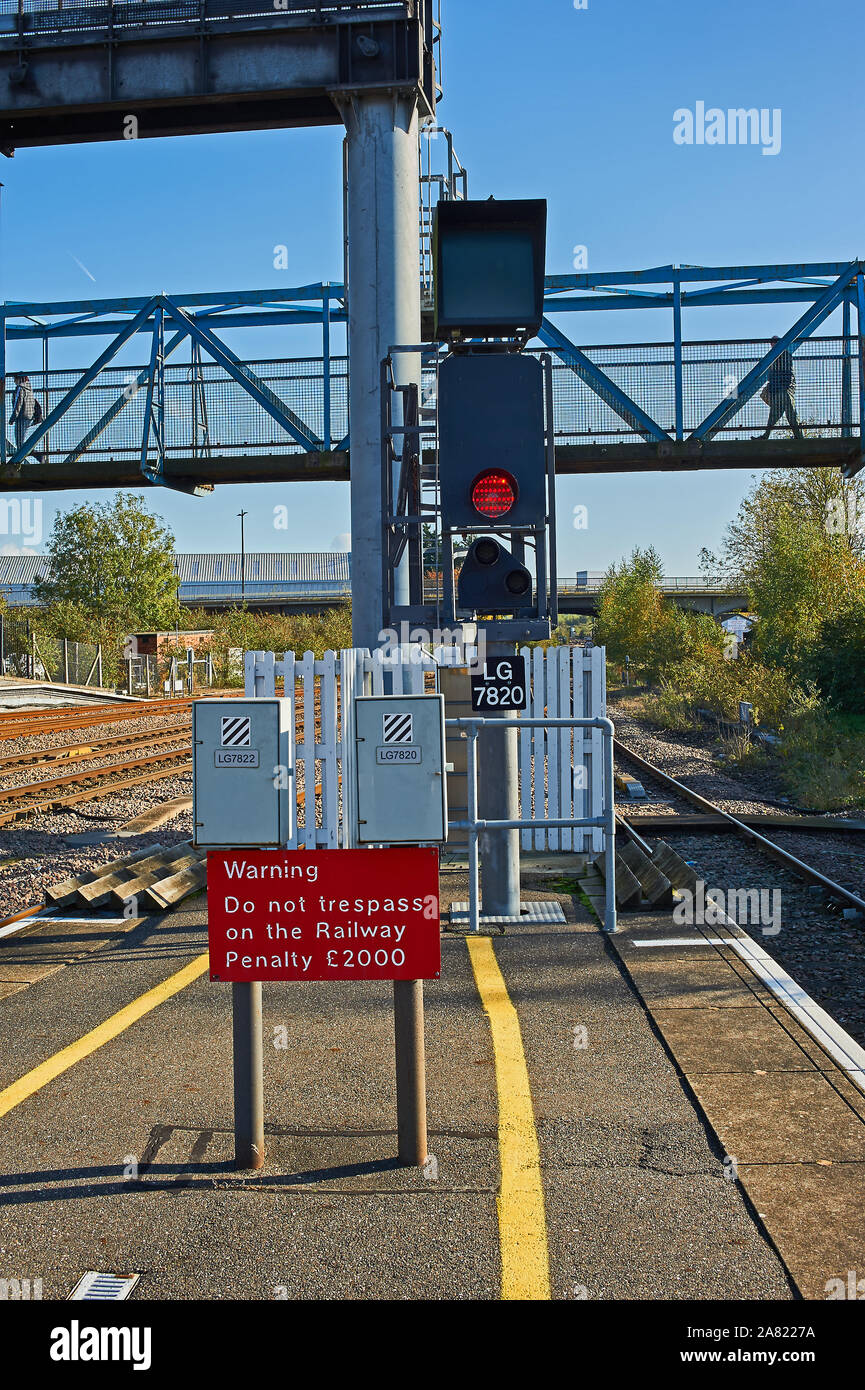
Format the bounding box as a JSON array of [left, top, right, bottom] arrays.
[[0, 874, 794, 1300], [606, 910, 865, 1301]]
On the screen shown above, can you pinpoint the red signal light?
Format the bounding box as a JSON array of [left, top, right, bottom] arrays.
[[470, 469, 518, 519]]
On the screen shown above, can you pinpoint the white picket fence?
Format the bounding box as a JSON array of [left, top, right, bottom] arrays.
[[244, 646, 428, 851], [518, 643, 606, 853], [244, 643, 606, 853]]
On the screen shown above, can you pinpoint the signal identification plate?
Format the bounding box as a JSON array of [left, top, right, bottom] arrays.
[[215, 749, 260, 768], [376, 745, 422, 765]]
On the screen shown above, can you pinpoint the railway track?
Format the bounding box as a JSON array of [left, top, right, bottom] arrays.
[[0, 686, 322, 830], [0, 697, 194, 741], [0, 748, 192, 826], [0, 723, 192, 770], [0, 695, 185, 724], [615, 737, 865, 915]]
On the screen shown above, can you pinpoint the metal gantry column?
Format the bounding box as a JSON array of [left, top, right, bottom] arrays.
[[0, 306, 5, 470], [342, 94, 422, 646], [842, 297, 852, 438]]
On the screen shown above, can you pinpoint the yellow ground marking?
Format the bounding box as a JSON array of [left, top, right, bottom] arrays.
[[467, 935, 551, 1301], [0, 953, 210, 1119]]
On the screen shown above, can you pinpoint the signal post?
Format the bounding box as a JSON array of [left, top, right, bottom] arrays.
[[431, 199, 556, 924]]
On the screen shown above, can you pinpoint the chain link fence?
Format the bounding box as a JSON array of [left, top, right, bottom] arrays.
[[0, 613, 102, 685]]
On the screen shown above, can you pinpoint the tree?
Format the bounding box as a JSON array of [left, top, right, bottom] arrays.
[[422, 523, 467, 569], [34, 493, 180, 651], [594, 545, 724, 680], [704, 467, 865, 581]]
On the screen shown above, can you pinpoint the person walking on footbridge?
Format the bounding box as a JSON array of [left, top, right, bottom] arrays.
[[761, 336, 803, 440], [8, 372, 46, 461]]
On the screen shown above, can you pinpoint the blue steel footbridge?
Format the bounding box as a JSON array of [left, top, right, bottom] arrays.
[[1, 261, 863, 494]]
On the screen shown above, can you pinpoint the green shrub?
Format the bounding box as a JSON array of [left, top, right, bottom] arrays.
[[777, 709, 865, 810]]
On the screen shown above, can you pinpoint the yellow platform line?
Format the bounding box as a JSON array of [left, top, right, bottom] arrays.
[[0, 953, 210, 1120], [467, 936, 551, 1301]]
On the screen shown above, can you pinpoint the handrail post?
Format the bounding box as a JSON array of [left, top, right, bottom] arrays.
[[467, 724, 480, 933], [600, 718, 617, 933], [322, 284, 332, 452], [673, 273, 684, 442], [842, 296, 852, 438]]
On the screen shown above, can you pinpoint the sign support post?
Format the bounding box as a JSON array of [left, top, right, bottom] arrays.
[[232, 980, 265, 1170], [393, 978, 428, 1167]]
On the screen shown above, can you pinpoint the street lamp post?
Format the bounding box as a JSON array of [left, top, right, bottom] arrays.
[[238, 509, 247, 604]]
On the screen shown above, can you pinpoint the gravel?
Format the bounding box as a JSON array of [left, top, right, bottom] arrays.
[[0, 773, 195, 922], [609, 694, 865, 1048], [0, 702, 318, 920]]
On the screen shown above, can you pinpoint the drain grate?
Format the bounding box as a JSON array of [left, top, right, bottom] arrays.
[[449, 900, 566, 926], [69, 1272, 141, 1301]]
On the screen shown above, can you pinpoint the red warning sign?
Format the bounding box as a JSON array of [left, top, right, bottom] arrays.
[[207, 847, 440, 982]]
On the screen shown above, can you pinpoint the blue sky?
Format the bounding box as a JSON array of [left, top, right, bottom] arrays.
[[2, 0, 862, 577]]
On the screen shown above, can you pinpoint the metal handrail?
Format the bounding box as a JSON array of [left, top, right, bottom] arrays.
[[446, 715, 617, 935]]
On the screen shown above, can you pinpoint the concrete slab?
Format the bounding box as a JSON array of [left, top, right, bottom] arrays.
[[651, 1005, 820, 1075], [116, 796, 193, 836], [0, 961, 67, 985], [623, 956, 767, 1009], [737, 1163, 865, 1302], [691, 1071, 865, 1164]]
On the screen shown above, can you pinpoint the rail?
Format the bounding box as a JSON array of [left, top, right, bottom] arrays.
[[558, 576, 746, 595]]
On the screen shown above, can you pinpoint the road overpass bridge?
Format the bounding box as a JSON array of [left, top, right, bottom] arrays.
[[557, 575, 750, 619], [0, 551, 749, 620]]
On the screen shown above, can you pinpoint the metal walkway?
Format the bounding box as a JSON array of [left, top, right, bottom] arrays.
[[1, 262, 863, 492]]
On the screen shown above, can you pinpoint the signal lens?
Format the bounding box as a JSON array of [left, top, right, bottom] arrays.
[[470, 469, 517, 519], [505, 569, 531, 597], [475, 538, 500, 566]]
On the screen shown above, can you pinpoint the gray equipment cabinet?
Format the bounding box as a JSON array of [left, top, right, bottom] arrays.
[[192, 698, 293, 849], [354, 694, 448, 844]]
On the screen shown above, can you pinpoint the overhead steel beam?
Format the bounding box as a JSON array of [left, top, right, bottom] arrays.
[[0, 1, 437, 148], [1, 283, 341, 319], [545, 262, 858, 290], [1, 436, 860, 494], [2, 451, 350, 490]]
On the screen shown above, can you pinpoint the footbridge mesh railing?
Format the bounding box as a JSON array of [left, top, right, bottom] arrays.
[[542, 336, 859, 443], [4, 337, 859, 467], [0, 0, 416, 40]]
